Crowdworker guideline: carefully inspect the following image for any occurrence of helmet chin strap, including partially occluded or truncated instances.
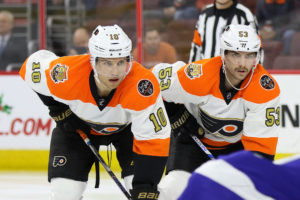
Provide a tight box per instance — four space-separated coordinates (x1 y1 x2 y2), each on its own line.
93 71 101 85
223 64 254 91
221 51 260 91
125 59 133 76
222 59 258 91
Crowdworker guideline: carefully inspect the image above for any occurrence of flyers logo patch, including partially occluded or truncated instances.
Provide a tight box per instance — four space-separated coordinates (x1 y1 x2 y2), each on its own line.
199 108 243 137
53 156 67 167
260 75 275 90
50 64 69 83
137 80 154 97
185 63 203 79
88 123 128 135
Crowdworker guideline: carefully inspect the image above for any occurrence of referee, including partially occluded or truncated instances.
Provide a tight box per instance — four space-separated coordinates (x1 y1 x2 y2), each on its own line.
189 0 258 62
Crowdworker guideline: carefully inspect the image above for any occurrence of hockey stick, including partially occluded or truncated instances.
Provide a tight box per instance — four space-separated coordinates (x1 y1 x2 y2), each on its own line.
189 134 215 160
77 130 132 200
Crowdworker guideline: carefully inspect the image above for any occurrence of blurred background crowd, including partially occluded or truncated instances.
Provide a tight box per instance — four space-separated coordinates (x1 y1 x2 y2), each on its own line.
0 0 300 71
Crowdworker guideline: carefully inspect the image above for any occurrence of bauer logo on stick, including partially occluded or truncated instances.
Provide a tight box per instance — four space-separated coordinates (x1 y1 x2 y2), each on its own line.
137 79 154 97
53 156 67 167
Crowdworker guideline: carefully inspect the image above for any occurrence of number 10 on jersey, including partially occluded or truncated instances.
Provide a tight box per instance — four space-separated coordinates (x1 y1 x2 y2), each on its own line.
149 107 168 132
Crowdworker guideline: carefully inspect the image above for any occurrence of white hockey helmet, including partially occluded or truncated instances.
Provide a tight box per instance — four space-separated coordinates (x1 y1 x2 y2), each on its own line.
220 24 261 91
88 24 132 68
220 24 261 65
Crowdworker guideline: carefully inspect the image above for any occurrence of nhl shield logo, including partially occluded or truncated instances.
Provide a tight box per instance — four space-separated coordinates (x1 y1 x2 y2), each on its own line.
50 64 69 83
184 63 203 79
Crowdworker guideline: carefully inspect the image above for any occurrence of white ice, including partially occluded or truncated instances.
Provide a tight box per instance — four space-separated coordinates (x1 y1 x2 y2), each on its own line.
0 171 126 200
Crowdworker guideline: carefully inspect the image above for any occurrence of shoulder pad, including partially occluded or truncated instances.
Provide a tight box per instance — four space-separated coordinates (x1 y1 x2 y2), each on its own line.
21 50 59 96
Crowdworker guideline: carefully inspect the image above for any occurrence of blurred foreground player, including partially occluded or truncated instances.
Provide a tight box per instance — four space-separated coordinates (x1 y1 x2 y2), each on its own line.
19 25 170 200
179 150 300 200
152 24 280 200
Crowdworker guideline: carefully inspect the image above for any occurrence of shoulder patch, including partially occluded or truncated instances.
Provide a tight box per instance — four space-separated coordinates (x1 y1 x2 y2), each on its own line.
184 63 203 79
50 64 69 83
260 74 275 90
137 79 154 97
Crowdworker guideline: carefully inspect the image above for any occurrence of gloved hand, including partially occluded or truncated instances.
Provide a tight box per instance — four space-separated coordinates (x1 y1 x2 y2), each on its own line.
130 187 159 200
49 105 90 134
169 104 205 138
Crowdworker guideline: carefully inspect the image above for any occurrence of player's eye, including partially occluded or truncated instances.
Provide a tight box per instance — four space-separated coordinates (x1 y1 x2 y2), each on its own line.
231 52 240 58
246 53 257 59
102 61 112 66
117 60 126 66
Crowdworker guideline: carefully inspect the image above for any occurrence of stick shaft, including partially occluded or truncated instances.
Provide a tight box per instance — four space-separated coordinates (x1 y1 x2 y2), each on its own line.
77 130 132 199
190 135 215 160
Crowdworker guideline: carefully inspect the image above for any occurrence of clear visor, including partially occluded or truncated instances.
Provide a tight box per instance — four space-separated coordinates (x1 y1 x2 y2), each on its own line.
94 56 132 78
222 50 260 68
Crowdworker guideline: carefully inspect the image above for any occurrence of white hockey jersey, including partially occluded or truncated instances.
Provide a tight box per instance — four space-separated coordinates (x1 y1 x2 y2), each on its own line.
20 50 170 157
152 56 280 156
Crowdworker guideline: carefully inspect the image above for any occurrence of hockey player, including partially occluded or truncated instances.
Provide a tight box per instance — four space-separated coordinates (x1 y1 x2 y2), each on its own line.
179 150 300 199
152 24 280 200
19 25 170 200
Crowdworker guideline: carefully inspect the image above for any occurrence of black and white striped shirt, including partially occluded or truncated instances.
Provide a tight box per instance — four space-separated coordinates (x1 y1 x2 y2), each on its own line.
189 1 258 62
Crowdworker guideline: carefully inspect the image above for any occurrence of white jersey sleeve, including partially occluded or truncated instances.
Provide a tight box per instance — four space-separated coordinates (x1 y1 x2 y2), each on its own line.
21 50 58 96
152 61 187 104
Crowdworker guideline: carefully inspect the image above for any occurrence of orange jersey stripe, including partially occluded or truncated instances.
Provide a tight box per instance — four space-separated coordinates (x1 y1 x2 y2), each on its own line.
107 62 161 110
242 64 280 103
177 56 223 99
90 129 114 136
45 58 160 111
45 54 97 104
242 134 278 155
133 137 170 157
177 57 280 103
192 29 202 46
201 137 232 148
19 57 29 80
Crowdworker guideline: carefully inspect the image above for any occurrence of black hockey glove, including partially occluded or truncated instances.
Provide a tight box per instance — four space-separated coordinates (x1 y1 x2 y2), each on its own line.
49 105 90 134
130 186 159 200
169 104 205 138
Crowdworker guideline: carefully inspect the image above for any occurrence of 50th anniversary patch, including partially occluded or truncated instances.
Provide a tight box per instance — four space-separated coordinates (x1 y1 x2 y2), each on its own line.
137 79 154 97
50 64 69 83
184 63 203 79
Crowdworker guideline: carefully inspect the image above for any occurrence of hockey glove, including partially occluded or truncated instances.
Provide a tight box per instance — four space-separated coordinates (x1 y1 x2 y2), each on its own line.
169 104 205 138
49 105 90 134
130 187 159 200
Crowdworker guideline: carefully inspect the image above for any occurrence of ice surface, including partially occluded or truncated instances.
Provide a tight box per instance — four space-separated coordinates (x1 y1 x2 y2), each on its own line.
0 172 126 200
